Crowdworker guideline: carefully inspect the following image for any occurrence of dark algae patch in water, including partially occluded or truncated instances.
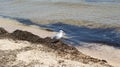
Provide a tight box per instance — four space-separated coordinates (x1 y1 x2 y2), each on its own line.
0 15 120 48
41 22 120 48
0 28 113 67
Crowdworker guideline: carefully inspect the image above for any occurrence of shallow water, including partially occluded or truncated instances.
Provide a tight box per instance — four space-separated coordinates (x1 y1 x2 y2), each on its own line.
0 0 120 48
0 15 120 48
40 22 120 48
0 0 120 24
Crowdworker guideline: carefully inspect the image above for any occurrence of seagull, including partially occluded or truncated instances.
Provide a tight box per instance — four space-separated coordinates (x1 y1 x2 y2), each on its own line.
51 30 64 40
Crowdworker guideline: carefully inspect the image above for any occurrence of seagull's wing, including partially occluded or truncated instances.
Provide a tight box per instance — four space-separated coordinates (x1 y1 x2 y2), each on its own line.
52 35 57 39
51 34 58 39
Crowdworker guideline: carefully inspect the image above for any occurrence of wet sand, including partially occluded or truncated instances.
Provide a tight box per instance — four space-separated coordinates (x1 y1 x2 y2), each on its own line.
76 43 120 67
0 17 56 38
0 39 110 67
0 17 120 67
0 1 120 67
0 27 111 67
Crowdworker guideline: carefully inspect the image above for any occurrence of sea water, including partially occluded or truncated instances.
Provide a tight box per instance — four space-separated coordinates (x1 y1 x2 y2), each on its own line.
0 0 120 47
0 0 120 24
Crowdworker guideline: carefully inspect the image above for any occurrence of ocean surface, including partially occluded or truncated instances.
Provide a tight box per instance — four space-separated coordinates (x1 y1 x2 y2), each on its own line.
0 0 120 24
0 0 120 48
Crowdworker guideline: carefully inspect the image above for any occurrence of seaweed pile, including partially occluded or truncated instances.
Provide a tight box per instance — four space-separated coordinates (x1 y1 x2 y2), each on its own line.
0 27 113 67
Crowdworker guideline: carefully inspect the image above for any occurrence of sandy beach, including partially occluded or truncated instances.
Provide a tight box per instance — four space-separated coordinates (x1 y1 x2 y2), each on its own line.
0 17 55 38
0 0 120 67
77 43 120 67
0 17 120 67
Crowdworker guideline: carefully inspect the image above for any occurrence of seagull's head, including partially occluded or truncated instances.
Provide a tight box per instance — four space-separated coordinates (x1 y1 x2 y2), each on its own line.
59 30 63 33
59 30 66 36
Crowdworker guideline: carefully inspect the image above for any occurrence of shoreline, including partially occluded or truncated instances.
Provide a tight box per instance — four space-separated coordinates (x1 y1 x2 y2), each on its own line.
0 27 112 67
0 17 120 67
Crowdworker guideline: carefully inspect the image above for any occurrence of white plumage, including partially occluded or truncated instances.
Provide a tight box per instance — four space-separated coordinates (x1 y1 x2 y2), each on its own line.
52 30 64 39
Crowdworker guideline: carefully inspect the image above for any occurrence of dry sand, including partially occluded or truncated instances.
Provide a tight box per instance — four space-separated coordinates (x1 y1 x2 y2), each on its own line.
0 39 107 67
76 43 120 67
0 17 120 67
0 39 29 50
